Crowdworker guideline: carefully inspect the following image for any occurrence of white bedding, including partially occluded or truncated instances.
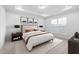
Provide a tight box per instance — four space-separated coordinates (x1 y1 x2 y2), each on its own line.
22 31 54 51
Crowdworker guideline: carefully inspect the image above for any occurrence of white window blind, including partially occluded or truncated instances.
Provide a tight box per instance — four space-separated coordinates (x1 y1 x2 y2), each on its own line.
51 19 57 25
51 17 67 26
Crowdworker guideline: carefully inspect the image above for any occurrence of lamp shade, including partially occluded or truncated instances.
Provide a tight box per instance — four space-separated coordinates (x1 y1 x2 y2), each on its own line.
14 25 20 28
39 25 43 28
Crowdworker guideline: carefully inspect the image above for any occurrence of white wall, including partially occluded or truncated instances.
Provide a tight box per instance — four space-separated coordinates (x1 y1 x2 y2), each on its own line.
0 6 6 48
44 12 79 39
6 12 45 41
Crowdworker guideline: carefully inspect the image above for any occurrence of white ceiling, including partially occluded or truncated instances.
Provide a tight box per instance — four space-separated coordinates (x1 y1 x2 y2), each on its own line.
4 5 79 19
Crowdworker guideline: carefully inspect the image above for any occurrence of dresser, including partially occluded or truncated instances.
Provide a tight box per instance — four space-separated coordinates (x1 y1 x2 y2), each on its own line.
68 36 79 54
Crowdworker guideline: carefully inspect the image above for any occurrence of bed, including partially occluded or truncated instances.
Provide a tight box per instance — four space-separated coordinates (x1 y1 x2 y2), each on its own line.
22 25 54 51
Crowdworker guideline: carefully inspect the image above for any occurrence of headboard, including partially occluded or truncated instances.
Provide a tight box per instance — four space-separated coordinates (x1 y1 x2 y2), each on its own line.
21 25 38 33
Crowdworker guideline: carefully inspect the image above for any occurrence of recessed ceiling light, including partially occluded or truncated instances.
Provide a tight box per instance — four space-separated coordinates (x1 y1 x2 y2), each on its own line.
38 5 48 9
62 5 72 11
15 6 24 11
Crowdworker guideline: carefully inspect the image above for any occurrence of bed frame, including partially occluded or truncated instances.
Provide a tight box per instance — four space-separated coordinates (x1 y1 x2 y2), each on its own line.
21 25 38 33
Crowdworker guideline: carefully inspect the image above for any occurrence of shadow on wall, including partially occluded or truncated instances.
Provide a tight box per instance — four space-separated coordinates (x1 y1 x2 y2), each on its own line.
5 25 15 42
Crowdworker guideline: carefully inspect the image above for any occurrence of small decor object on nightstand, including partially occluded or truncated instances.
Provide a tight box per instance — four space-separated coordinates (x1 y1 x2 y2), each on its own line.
74 32 79 41
74 32 79 38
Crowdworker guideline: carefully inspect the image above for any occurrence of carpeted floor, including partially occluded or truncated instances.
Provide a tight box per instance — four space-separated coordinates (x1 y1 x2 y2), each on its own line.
0 38 68 54
47 39 68 54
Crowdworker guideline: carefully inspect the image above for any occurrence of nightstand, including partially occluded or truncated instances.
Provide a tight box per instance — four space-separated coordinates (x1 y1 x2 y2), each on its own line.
68 36 79 54
12 32 22 41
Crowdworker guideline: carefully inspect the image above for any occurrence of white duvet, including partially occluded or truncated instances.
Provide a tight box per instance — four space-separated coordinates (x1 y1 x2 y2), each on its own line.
22 31 54 51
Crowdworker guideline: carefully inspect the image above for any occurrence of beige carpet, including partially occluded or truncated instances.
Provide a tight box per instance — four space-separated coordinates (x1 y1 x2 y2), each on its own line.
0 38 67 54
47 39 68 54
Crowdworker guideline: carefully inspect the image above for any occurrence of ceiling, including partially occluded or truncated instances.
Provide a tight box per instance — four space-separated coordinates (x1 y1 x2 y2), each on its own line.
4 5 79 19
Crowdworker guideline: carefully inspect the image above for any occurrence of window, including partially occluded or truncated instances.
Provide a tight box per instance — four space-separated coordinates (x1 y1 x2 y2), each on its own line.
51 19 57 25
51 17 67 26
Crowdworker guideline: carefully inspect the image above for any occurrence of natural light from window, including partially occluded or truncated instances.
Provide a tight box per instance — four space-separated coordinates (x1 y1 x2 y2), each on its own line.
51 17 67 26
51 19 57 25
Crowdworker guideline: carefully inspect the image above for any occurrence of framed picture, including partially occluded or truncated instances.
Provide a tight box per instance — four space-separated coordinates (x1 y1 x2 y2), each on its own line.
28 18 33 24
34 19 38 24
20 17 27 25
20 16 38 25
